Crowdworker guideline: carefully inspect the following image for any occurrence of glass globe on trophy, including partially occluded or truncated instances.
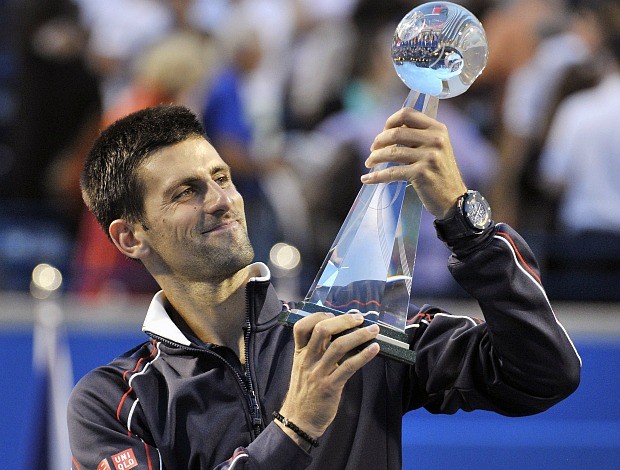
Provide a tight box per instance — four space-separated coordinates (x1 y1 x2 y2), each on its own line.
279 2 488 364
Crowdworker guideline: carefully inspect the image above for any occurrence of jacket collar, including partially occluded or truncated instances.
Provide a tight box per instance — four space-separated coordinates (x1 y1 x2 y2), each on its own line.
142 262 272 345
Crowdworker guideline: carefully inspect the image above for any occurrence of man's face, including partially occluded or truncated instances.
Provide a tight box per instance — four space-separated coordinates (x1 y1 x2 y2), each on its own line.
136 137 254 282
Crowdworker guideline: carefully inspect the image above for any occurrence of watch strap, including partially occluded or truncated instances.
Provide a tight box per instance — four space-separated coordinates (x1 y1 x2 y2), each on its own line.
434 208 474 241
434 191 491 242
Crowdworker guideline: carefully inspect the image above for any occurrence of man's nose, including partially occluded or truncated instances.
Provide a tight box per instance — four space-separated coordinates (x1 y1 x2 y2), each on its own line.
203 180 234 213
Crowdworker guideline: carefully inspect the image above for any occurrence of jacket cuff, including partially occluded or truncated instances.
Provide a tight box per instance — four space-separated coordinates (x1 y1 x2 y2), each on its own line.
246 422 313 469
435 223 497 259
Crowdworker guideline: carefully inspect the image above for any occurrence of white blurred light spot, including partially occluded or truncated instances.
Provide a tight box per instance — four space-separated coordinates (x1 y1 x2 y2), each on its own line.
32 263 63 292
269 243 301 271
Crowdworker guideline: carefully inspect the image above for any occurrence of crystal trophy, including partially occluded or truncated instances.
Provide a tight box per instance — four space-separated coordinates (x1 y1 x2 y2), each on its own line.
279 2 488 364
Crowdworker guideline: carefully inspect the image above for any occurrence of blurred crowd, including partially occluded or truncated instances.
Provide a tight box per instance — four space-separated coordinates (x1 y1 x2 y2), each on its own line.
0 0 618 302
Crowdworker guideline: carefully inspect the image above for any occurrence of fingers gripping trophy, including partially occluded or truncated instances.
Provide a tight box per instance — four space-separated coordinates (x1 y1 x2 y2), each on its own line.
280 2 489 364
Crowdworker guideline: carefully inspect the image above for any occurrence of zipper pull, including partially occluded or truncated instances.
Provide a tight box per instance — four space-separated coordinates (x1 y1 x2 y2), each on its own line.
248 391 262 436
249 391 262 426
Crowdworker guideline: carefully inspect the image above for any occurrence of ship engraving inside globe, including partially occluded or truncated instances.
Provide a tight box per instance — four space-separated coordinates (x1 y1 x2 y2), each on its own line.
391 2 488 98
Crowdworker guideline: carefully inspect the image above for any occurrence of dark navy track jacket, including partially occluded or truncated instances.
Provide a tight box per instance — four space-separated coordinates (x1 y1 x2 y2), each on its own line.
67 224 581 469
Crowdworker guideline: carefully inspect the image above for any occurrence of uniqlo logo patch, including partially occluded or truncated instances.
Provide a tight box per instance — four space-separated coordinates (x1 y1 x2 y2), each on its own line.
111 449 138 470
97 459 112 470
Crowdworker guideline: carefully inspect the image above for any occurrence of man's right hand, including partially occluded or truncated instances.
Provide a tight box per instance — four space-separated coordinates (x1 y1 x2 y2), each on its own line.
276 312 380 447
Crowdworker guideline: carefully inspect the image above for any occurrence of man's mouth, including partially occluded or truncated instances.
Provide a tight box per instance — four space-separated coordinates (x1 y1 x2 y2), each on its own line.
201 219 240 234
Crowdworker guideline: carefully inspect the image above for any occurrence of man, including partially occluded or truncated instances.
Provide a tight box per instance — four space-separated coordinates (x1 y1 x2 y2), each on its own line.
538 1 620 234
68 104 581 469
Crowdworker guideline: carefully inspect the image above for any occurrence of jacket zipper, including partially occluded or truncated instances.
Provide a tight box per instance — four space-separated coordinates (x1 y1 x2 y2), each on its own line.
147 332 263 440
244 283 263 437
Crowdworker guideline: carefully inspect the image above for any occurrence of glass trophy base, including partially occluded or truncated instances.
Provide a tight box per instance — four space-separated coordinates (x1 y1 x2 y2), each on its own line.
278 302 416 365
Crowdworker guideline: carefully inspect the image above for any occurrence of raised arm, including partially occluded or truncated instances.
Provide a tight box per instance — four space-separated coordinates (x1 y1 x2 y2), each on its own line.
362 106 580 415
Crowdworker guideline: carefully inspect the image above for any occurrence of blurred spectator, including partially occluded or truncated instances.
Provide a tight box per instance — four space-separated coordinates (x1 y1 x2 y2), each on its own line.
74 0 175 108
470 0 564 140
4 0 101 235
282 0 360 130
71 31 217 299
479 0 560 87
492 0 603 229
538 1 620 234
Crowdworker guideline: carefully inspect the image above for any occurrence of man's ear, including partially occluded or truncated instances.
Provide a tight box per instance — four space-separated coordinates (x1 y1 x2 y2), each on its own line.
109 219 150 260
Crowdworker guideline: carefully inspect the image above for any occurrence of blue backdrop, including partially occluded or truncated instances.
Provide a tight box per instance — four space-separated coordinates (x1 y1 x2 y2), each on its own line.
2 330 618 469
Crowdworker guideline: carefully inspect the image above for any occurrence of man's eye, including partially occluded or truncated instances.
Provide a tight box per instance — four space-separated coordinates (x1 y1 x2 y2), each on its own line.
175 187 195 199
215 175 231 186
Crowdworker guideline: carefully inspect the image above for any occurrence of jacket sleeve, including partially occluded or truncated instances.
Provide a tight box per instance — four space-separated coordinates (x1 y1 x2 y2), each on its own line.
212 423 313 470
68 368 163 470
405 223 581 416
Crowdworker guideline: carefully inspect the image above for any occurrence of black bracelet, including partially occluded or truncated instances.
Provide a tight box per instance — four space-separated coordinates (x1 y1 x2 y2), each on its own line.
272 411 319 448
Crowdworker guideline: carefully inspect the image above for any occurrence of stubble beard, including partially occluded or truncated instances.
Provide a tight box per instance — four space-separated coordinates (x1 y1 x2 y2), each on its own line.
204 231 255 282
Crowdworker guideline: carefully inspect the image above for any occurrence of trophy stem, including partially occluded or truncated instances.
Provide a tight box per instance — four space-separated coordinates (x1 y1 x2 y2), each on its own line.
402 89 439 118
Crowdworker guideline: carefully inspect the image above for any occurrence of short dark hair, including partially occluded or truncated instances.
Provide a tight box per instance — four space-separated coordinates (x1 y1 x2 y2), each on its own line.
81 105 205 237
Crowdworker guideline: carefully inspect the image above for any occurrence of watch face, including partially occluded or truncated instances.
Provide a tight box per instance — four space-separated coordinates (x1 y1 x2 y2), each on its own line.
463 191 492 230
